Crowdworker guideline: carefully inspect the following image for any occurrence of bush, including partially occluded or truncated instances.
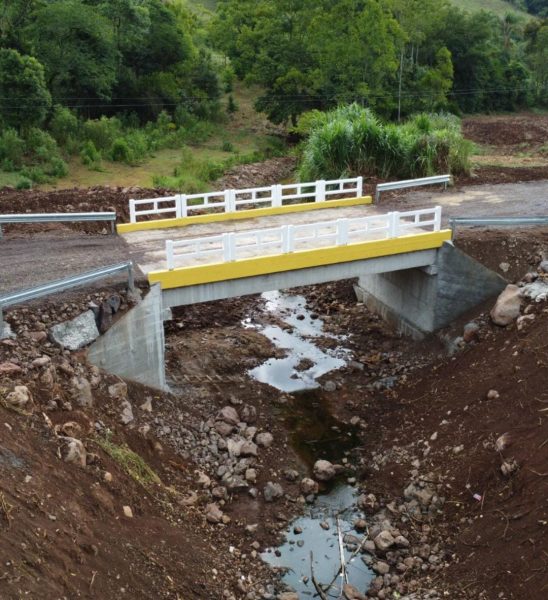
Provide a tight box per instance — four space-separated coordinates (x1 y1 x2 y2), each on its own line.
15 177 33 190
298 104 471 181
45 157 69 178
80 140 102 169
227 95 238 114
24 128 61 164
221 140 235 152
50 106 79 146
82 116 122 152
110 138 133 163
20 166 50 184
0 128 25 168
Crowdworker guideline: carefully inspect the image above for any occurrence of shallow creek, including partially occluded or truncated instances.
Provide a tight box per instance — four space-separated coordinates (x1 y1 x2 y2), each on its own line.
246 291 373 597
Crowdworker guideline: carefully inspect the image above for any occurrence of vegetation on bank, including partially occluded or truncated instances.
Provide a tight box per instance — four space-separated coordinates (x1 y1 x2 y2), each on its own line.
212 0 548 124
297 106 472 181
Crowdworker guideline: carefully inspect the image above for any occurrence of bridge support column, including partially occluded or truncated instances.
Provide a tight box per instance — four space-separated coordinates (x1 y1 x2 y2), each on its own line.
355 241 507 339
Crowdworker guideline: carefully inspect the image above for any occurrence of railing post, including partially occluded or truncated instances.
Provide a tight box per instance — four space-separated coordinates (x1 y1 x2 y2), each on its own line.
175 195 182 219
388 212 400 238
180 195 188 218
336 219 349 245
434 205 442 231
316 180 326 202
374 187 380 204
166 240 175 270
222 232 236 261
282 225 295 253
129 199 136 223
225 190 235 213
272 184 282 208
356 176 363 198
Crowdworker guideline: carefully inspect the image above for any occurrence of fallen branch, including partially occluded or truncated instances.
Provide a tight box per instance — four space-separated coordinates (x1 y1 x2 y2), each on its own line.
310 552 329 600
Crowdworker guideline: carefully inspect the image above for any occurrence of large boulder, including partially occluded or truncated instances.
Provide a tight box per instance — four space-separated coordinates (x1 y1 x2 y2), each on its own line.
49 310 100 350
490 284 522 326
313 459 336 482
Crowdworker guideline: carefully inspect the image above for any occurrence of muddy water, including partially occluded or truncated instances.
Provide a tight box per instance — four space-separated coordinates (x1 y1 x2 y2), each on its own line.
248 291 373 597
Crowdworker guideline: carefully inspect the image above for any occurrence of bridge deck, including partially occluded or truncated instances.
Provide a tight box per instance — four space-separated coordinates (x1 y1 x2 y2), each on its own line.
122 204 384 275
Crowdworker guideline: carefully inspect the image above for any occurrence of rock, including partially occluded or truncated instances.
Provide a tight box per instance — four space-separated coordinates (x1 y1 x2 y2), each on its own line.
6 385 32 409
501 459 518 476
120 400 134 425
486 389 500 400
245 468 257 483
354 518 367 532
215 421 234 436
342 583 366 600
61 437 87 466
373 561 390 575
284 469 300 482
256 432 274 448
499 262 510 273
240 404 257 424
278 594 299 600
263 482 284 502
463 322 480 343
300 478 319 495
31 355 50 368
97 301 113 334
313 459 336 482
49 310 100 350
517 314 535 331
108 382 128 400
123 505 133 518
490 284 522 326
374 530 395 552
324 380 337 392
205 503 223 524
72 376 93 407
197 471 211 488
217 406 240 426
240 441 258 457
140 397 153 412
29 331 48 343
394 535 410 548
104 471 113 482
521 279 548 302
538 260 548 274
107 294 122 314
0 361 22 375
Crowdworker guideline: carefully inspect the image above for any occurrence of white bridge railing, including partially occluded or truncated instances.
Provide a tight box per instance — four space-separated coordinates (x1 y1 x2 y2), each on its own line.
129 177 364 223
165 206 442 270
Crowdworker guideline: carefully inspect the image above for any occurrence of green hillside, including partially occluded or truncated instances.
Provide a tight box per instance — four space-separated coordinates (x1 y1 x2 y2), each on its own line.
450 0 531 17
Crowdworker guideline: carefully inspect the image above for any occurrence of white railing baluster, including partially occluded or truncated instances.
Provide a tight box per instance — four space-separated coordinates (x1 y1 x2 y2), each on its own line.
388 212 400 238
166 240 175 270
434 205 442 231
337 219 349 245
356 176 363 198
129 199 136 223
316 180 326 202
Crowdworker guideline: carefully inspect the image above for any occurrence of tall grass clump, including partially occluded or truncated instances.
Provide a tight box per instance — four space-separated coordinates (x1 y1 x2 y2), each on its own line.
298 104 472 181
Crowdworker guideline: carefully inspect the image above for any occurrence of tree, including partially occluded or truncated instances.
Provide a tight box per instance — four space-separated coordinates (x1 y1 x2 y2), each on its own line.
31 1 117 103
0 48 51 129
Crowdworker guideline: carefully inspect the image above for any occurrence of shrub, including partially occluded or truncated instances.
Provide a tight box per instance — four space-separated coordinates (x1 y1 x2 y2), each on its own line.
45 157 69 178
15 177 33 190
0 128 25 168
20 166 50 184
50 106 79 146
82 116 122 152
80 140 102 169
110 138 133 163
221 140 235 152
227 95 238 114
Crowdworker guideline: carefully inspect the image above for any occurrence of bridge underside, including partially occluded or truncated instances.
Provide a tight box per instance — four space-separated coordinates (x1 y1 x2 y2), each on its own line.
161 249 438 308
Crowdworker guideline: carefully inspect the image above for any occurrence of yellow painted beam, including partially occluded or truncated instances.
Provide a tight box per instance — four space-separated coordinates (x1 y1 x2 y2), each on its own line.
117 196 373 234
149 230 452 290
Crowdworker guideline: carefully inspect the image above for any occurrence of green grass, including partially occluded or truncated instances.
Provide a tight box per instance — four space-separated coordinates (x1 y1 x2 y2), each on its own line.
450 0 531 18
96 436 161 487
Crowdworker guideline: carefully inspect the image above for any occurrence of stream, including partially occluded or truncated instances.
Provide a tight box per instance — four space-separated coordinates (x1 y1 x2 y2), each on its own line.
246 290 374 597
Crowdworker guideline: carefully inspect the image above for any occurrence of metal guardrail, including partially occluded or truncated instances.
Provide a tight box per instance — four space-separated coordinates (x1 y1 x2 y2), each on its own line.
0 261 134 332
449 216 548 237
375 175 451 202
0 212 117 238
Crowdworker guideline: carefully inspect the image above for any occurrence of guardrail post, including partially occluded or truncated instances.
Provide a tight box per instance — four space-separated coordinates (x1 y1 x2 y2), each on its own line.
0 224 3 239
127 262 135 291
316 180 326 202
434 205 442 231
0 306 4 336
272 184 282 208
166 240 175 270
356 176 363 198
388 212 400 238
374 187 380 203
129 199 137 223
336 219 349 245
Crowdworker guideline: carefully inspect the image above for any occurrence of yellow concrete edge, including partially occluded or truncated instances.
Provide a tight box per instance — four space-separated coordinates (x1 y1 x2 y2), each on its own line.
117 195 373 234
148 230 452 290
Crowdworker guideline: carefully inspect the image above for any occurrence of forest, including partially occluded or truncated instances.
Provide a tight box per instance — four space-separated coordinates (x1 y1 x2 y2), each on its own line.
0 0 546 186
